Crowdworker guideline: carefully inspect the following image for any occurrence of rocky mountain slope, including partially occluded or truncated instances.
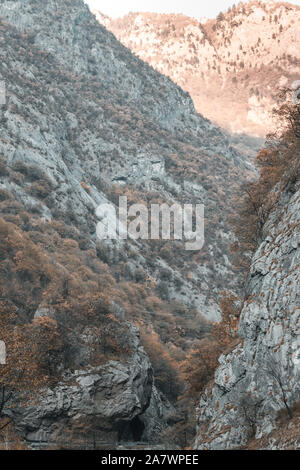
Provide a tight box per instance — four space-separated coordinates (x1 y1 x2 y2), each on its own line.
194 174 300 449
0 0 252 324
0 0 252 448
94 0 300 137
14 323 154 447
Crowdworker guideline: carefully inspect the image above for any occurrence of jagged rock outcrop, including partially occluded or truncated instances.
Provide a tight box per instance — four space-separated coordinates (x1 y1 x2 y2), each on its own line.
10 323 155 447
194 183 300 449
139 385 175 443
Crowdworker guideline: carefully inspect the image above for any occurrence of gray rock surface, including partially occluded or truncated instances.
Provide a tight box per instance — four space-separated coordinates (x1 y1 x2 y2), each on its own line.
140 385 175 443
194 184 300 449
12 323 155 447
0 0 257 449
0 0 249 322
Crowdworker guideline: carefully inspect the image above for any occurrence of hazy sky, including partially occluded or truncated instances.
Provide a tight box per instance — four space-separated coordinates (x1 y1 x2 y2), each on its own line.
85 0 300 19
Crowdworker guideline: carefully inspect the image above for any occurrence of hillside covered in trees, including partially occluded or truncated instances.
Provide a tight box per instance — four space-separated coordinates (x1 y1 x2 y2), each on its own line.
95 0 300 140
0 0 253 448
0 0 298 451
194 90 300 450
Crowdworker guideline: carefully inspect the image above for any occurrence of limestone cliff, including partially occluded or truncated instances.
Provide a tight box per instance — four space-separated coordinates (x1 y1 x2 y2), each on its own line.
10 323 154 448
0 0 249 448
194 182 300 449
0 0 250 327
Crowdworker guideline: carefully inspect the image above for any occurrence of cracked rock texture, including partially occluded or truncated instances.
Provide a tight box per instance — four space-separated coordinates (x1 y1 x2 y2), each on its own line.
11 323 154 447
194 184 300 449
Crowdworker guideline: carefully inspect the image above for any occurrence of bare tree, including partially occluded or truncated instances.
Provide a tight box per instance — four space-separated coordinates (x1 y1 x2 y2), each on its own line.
261 352 293 419
230 390 264 438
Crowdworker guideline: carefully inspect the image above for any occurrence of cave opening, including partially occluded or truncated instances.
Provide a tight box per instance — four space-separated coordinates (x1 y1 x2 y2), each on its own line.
118 416 145 443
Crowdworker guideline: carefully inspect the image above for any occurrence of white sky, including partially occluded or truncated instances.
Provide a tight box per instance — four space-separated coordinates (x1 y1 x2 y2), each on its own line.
85 0 300 19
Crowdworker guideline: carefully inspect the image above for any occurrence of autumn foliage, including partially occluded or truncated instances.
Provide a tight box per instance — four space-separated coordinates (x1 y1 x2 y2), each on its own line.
231 90 300 269
181 291 241 401
0 301 62 435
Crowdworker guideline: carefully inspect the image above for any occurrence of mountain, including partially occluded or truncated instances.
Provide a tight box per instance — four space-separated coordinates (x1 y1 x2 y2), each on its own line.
195 182 300 449
94 0 300 138
0 0 299 452
0 0 251 448
194 101 300 449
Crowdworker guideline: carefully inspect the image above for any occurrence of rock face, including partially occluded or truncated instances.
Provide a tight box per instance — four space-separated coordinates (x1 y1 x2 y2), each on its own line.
96 1 300 137
139 385 175 444
11 323 155 447
194 184 300 449
0 0 251 327
0 0 229 447
0 0 253 448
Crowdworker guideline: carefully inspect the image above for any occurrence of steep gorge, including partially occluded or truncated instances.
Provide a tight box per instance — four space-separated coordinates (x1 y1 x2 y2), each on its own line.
0 0 298 451
194 101 300 449
0 0 250 448
195 179 300 449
